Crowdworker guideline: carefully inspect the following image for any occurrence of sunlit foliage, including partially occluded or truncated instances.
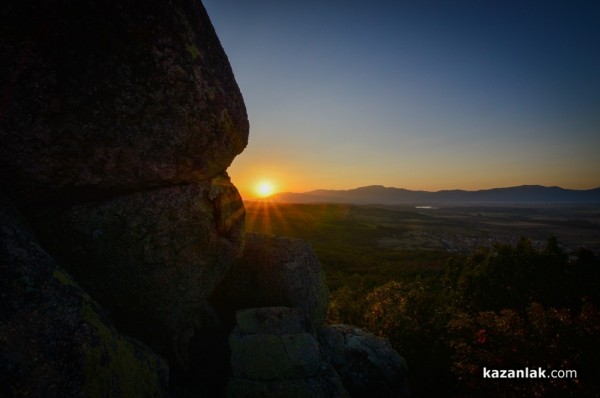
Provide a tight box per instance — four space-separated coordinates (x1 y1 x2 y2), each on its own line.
328 238 600 397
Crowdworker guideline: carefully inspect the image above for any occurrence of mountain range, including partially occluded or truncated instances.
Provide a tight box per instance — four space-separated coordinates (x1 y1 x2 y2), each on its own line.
268 185 600 205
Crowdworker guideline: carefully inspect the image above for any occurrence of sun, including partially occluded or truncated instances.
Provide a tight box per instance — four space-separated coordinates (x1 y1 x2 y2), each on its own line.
255 180 275 198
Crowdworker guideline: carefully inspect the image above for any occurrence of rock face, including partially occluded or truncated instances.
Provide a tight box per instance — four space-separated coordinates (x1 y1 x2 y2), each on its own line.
32 175 245 364
211 233 329 328
226 308 409 398
227 307 349 398
1 0 247 394
0 0 248 203
0 199 169 397
318 325 410 398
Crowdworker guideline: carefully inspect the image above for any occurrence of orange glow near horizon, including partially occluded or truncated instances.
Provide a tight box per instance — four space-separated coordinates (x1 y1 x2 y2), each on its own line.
228 161 600 201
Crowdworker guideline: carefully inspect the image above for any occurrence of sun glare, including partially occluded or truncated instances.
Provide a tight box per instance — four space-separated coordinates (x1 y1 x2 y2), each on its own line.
255 181 275 198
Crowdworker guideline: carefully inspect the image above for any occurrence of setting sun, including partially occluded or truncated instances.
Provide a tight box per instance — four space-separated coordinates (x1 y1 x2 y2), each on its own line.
255 180 275 198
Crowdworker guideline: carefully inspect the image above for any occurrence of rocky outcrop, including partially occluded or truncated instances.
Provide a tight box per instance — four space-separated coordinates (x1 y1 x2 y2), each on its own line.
0 199 169 397
227 307 348 398
211 233 329 328
225 307 409 398
32 175 244 366
0 0 248 204
319 325 410 398
1 0 408 396
1 0 248 394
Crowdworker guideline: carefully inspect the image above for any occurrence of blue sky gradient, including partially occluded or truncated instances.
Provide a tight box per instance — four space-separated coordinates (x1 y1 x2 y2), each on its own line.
202 0 600 197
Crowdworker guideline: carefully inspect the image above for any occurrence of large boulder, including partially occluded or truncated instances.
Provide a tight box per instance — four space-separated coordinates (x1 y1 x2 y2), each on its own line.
0 199 169 397
31 174 245 366
0 0 248 203
1 1 250 394
211 233 329 328
227 307 348 398
318 324 410 398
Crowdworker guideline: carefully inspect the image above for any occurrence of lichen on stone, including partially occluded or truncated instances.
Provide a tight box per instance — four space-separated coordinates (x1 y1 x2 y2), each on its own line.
81 298 168 398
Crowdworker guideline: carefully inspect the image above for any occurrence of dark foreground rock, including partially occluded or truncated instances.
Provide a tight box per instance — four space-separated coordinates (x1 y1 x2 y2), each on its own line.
0 199 169 397
211 233 329 328
319 324 410 398
31 175 245 369
0 0 248 203
227 307 349 398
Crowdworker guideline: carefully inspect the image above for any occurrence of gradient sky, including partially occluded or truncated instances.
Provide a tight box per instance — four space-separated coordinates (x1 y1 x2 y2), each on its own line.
202 0 600 199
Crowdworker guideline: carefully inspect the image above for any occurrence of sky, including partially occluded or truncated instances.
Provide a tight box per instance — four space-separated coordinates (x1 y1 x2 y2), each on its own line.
202 0 600 199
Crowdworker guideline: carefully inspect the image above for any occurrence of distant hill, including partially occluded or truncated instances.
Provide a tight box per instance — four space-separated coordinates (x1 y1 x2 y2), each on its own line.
269 185 600 205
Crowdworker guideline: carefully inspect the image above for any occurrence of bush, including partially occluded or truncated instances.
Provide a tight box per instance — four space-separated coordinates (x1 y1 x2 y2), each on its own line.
328 238 600 397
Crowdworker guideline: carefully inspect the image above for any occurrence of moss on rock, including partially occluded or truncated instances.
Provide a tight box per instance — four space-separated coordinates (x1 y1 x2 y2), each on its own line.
82 298 168 398
0 200 169 397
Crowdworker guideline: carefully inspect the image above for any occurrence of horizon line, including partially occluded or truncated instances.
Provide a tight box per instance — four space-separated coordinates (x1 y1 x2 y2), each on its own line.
268 183 600 196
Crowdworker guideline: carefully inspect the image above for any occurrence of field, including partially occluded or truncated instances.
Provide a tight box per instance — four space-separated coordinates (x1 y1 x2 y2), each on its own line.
244 201 600 289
